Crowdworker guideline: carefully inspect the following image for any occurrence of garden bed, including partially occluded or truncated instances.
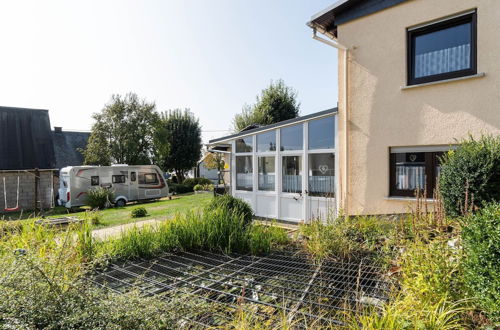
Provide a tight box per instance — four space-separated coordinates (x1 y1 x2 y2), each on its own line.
93 249 392 327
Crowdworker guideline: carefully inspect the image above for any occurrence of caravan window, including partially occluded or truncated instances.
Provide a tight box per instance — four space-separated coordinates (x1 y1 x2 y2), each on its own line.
112 175 126 184
130 172 136 182
91 176 99 186
139 173 158 185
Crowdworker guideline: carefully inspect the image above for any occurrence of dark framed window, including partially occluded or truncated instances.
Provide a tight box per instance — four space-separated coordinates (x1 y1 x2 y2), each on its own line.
112 175 126 184
130 172 136 182
390 150 444 198
91 176 99 186
407 11 476 85
139 173 159 185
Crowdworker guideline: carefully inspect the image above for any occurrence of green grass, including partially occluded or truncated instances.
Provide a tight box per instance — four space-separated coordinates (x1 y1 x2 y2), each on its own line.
1 193 212 229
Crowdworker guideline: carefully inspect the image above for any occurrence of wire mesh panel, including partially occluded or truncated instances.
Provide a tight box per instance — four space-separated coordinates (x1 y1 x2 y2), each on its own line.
93 249 392 328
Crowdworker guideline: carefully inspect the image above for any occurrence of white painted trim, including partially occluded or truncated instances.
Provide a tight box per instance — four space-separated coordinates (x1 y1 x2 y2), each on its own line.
391 145 457 153
276 129 281 219
401 73 485 90
334 115 340 215
212 113 336 145
307 148 335 154
302 121 308 222
385 196 438 203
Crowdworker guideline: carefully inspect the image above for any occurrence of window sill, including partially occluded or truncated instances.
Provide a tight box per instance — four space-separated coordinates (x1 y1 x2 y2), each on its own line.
385 196 437 202
401 72 485 90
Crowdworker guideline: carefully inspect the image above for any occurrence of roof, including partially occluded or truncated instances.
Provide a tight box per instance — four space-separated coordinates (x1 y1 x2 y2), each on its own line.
52 130 90 169
209 108 337 145
308 0 409 38
0 106 56 170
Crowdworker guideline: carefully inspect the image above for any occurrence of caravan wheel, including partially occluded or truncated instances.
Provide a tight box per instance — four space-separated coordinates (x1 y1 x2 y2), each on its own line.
115 199 126 207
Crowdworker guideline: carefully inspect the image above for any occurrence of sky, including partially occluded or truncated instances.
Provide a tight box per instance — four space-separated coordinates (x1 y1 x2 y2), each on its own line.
0 1 338 143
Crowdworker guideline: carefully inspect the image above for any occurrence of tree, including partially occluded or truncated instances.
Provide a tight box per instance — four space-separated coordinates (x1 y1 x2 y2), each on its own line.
154 109 202 182
233 79 300 132
82 93 158 165
204 152 225 184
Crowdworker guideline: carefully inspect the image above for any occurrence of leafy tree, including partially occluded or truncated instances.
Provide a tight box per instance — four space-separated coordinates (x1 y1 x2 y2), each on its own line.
82 93 158 165
233 79 300 132
154 109 202 182
204 152 226 185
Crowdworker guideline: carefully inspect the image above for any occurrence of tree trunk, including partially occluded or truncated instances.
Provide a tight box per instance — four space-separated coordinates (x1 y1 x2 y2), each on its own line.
176 170 185 183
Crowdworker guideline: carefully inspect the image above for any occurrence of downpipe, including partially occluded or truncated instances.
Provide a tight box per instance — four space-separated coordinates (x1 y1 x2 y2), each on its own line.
312 29 349 215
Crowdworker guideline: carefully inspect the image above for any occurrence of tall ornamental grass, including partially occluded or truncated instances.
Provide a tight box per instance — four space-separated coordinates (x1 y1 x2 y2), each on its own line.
103 206 288 260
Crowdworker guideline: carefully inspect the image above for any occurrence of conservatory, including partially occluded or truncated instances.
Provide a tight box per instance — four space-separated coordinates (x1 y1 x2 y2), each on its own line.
208 108 337 223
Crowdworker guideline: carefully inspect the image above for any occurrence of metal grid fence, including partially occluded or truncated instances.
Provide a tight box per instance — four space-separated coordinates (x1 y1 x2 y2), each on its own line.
92 249 392 328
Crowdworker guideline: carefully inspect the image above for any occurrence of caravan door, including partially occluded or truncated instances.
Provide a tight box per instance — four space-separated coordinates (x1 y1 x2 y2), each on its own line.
129 170 139 201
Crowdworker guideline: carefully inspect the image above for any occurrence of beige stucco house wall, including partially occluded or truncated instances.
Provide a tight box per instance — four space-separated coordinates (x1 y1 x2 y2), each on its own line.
332 0 500 215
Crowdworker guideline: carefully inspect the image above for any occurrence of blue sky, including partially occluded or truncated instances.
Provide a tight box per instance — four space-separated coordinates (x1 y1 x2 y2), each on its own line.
0 1 338 143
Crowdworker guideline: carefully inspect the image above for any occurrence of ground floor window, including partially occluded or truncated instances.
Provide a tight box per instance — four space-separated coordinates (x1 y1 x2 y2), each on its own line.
236 156 253 191
308 153 335 197
282 156 302 193
258 156 275 191
390 150 444 198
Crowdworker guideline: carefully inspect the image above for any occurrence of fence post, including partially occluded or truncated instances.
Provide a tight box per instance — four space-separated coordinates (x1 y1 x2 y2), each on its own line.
34 168 39 213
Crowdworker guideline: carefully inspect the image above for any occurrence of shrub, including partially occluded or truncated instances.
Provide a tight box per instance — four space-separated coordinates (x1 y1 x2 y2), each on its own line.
182 177 212 190
168 183 191 195
439 135 500 216
131 207 148 218
193 184 203 191
461 203 500 322
203 183 214 191
85 187 114 209
205 195 253 226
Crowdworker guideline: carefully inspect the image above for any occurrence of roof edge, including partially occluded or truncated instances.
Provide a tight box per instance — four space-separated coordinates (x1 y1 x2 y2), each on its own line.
0 106 49 112
209 108 337 145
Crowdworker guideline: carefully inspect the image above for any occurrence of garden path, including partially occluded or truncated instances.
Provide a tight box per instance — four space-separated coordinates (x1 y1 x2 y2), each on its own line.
92 218 162 241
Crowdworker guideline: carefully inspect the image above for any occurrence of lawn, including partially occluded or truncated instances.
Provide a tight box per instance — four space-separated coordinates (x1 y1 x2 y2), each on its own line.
1 193 213 228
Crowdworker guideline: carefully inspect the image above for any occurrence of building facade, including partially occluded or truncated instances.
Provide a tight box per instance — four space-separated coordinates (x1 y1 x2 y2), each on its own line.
309 0 500 215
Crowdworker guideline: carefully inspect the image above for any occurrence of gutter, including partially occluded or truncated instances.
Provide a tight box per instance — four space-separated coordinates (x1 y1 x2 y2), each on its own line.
311 28 349 215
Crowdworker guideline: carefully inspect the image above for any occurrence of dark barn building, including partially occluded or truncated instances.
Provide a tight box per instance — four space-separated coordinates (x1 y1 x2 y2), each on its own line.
0 106 56 170
0 106 89 213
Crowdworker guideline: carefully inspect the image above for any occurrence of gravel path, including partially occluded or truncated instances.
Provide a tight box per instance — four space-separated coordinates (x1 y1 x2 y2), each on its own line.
92 219 161 241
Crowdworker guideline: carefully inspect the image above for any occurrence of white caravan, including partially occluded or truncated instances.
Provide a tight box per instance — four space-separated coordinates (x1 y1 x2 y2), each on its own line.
58 165 169 208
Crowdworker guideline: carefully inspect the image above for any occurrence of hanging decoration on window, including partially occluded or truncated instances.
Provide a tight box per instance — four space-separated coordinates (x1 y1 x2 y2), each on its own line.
319 165 329 174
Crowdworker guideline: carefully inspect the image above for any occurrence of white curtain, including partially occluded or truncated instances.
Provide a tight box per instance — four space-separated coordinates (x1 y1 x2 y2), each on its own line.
415 44 470 78
236 173 252 190
396 165 425 190
308 176 335 194
258 174 275 190
283 175 301 193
